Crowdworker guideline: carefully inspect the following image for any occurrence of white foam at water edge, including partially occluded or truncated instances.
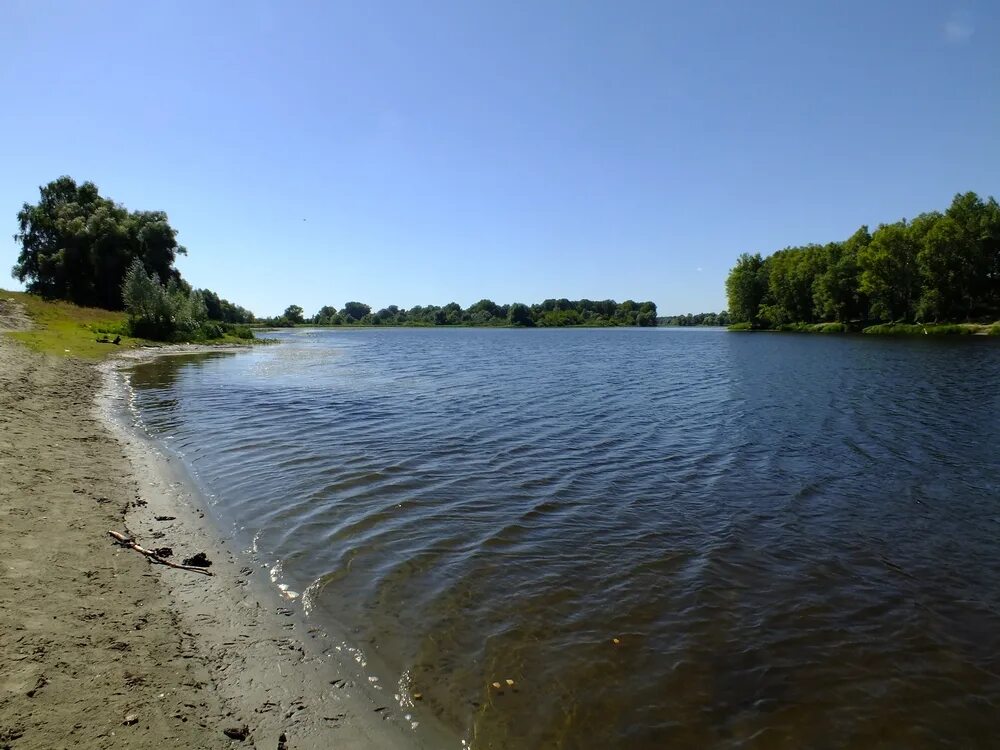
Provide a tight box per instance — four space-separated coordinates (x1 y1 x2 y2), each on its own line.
269 561 299 599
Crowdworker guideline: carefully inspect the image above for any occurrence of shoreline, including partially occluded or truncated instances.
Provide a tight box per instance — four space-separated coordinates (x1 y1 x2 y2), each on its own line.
0 336 231 748
0 326 457 749
728 321 1000 335
97 346 461 749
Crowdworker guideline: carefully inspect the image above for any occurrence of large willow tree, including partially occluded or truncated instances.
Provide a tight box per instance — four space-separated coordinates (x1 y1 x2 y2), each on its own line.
12 176 186 310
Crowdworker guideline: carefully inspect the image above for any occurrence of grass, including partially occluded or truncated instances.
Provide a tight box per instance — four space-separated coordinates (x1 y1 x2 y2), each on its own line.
727 318 999 336
1 290 258 359
861 322 981 336
1 290 144 359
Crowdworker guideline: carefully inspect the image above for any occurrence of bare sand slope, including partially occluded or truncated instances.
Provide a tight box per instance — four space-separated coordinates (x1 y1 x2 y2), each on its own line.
0 337 231 748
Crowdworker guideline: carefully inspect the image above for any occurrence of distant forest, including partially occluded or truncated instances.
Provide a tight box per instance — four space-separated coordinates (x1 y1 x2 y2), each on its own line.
658 311 731 327
726 191 1000 328
264 298 658 327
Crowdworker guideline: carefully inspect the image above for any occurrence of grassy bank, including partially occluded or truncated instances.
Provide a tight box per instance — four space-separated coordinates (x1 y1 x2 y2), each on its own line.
728 320 1000 336
1 290 256 359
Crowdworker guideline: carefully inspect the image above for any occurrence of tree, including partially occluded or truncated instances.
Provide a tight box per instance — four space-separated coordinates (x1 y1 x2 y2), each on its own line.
341 301 371 321
636 302 658 326
507 303 533 326
468 299 501 318
442 301 463 325
12 176 186 310
859 221 920 321
813 227 870 323
725 252 769 325
283 305 305 324
917 193 1000 320
199 289 254 323
122 258 207 340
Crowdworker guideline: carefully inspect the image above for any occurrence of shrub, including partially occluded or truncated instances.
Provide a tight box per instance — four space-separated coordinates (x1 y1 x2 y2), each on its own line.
816 322 848 333
122 258 250 342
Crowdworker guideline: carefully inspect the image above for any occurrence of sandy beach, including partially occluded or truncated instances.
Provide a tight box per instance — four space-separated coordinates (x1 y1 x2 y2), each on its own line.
0 305 453 749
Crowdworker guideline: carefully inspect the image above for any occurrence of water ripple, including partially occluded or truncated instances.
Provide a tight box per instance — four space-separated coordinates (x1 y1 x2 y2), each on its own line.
128 329 1000 749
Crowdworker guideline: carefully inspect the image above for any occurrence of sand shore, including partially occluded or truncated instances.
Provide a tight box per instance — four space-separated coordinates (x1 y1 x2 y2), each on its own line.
0 319 454 748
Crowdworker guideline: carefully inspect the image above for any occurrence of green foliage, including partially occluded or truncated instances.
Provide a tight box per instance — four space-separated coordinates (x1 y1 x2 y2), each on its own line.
725 253 769 326
283 304 305 324
199 289 254 323
341 301 371 321
813 228 869 323
288 298 656 327
816 322 848 333
9 176 257 334
859 221 920 321
728 321 752 331
12 177 187 310
725 191 1000 328
658 311 731 326
121 259 252 342
862 323 975 336
507 303 533 327
2 289 141 358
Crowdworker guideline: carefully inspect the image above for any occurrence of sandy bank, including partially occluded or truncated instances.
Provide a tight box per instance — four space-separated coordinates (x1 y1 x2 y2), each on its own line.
0 336 231 748
1 326 455 747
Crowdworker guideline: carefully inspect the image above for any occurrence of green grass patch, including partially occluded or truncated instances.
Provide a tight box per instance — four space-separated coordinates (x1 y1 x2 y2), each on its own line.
862 323 977 336
727 321 753 331
2 290 145 359
815 322 848 333
1 290 258 359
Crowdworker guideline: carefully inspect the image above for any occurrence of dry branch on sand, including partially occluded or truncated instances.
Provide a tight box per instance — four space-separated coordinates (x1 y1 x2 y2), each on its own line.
108 530 214 576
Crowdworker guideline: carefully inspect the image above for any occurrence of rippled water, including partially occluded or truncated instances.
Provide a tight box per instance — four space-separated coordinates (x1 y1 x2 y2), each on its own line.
128 328 1000 748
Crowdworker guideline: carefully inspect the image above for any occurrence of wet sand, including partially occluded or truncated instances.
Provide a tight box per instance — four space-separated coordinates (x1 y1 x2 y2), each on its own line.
0 308 453 748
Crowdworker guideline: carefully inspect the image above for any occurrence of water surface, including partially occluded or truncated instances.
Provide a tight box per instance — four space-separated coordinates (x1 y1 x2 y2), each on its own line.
128 328 1000 748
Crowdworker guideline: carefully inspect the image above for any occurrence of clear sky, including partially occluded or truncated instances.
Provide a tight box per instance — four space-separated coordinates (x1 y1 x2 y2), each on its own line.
1 1 998 317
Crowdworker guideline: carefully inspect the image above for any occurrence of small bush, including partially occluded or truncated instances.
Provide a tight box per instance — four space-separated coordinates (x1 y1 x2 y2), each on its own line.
229 325 255 340
200 322 225 340
728 321 752 331
816 322 848 333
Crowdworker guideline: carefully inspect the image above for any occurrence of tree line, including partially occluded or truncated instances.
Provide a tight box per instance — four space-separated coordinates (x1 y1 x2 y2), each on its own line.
11 177 254 340
725 191 1000 328
262 298 658 328
658 311 731 327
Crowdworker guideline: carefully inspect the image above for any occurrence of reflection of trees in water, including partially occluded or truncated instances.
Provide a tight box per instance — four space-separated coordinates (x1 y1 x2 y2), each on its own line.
129 352 237 432
129 352 235 390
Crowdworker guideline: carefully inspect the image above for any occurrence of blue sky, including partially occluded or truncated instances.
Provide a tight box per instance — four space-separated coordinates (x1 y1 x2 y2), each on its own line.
1 1 997 317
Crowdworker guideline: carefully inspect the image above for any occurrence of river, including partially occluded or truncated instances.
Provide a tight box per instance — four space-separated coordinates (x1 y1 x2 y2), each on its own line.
127 328 1000 748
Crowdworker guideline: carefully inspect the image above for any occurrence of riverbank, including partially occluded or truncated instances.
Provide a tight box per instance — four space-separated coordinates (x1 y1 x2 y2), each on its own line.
728 321 1000 335
0 308 455 748
0 332 232 748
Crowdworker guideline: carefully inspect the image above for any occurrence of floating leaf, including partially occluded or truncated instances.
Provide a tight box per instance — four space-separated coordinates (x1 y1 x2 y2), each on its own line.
505 679 515 687
612 637 621 645
491 682 502 689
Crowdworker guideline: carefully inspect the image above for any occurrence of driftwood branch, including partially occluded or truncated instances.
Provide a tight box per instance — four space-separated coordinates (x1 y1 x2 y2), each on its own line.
108 530 214 576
